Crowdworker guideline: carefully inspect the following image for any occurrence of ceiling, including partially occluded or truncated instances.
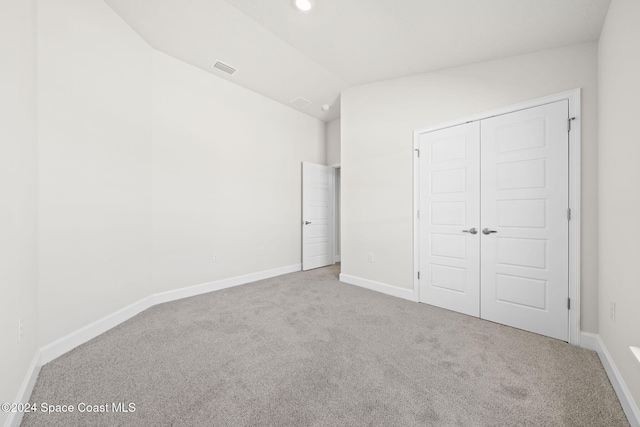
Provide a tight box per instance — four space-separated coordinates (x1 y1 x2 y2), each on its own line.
104 0 611 122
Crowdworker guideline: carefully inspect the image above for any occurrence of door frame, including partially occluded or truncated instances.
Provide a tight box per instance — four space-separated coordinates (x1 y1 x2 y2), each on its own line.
333 165 341 263
413 89 581 345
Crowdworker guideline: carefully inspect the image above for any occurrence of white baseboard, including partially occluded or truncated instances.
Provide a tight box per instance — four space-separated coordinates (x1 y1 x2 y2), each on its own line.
152 264 301 305
5 351 41 427
580 331 598 351
339 273 417 302
595 335 640 427
39 296 155 365
40 263 301 365
334 255 341 263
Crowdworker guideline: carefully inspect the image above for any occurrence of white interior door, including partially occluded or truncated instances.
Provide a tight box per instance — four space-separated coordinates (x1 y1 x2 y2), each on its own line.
480 101 569 341
419 122 481 316
302 162 334 271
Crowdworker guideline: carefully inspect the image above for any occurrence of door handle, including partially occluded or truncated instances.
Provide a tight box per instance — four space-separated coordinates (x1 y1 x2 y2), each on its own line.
462 228 478 235
304 221 312 225
482 228 498 235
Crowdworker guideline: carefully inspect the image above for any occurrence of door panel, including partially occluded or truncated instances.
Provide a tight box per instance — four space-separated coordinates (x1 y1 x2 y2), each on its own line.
480 101 569 341
302 162 334 271
419 122 480 316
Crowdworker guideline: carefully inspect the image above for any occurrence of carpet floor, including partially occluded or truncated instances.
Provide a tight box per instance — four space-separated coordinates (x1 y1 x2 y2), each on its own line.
22 265 629 426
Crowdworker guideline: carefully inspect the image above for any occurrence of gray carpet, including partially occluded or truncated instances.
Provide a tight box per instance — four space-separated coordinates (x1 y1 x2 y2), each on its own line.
23 265 628 426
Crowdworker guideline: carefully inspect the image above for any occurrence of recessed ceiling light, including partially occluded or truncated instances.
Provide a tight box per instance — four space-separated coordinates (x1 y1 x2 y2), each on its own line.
321 105 330 111
294 0 313 12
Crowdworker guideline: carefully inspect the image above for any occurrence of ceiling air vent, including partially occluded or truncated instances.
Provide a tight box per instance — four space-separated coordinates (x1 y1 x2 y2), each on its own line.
211 61 236 76
290 97 311 109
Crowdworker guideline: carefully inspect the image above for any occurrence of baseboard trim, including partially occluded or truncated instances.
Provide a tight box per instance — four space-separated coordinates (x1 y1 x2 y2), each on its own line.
339 273 417 302
334 255 341 263
39 296 155 365
40 264 301 365
5 351 42 427
595 335 640 427
151 264 301 305
580 331 598 351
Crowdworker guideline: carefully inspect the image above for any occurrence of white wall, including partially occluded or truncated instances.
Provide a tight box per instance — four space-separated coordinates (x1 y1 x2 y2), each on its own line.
37 0 154 346
598 0 640 411
35 0 327 347
326 118 341 258
341 42 599 333
327 118 341 166
151 52 326 290
11 18 322 354
0 0 38 424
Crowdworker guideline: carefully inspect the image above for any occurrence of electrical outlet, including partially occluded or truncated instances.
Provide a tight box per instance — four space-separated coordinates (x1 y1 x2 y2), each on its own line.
258 247 264 256
610 302 616 323
213 253 218 262
368 252 374 263
18 318 23 344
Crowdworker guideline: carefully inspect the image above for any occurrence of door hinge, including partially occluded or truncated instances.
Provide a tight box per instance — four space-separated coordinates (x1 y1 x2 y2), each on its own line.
567 208 572 221
568 117 576 132
417 271 420 280
417 210 420 219
414 148 420 157
568 297 571 310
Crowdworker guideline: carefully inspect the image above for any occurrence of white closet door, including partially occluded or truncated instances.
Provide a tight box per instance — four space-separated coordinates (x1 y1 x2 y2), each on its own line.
419 122 480 316
480 101 569 341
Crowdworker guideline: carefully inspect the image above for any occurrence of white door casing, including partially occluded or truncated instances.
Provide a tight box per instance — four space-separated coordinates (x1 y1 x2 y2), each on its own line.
480 101 569 341
302 162 334 271
416 98 572 342
419 122 481 317
334 167 341 263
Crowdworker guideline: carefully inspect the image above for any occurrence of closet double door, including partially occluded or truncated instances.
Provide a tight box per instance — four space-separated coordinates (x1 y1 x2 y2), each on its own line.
419 101 569 341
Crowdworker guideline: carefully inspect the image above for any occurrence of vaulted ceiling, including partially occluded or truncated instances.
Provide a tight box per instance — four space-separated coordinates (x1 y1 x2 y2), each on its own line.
104 0 611 121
